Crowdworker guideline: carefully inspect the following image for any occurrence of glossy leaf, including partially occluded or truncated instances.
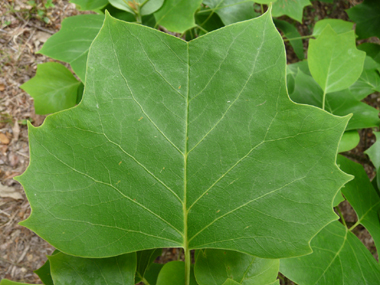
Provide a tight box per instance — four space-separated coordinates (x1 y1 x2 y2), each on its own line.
337 155 380 251
49 252 136 284
308 25 365 93
154 0 202 33
365 132 380 170
281 221 380 284
20 62 81 115
70 0 108 10
272 0 311 22
38 14 104 81
194 249 279 285
274 19 304 60
312 19 353 36
156 261 198 285
347 0 380 40
202 0 258 26
289 70 380 130
338 130 360 153
17 12 350 260
109 0 164 15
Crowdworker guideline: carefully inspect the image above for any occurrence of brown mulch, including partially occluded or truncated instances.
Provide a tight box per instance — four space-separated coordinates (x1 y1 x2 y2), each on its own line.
0 0 378 284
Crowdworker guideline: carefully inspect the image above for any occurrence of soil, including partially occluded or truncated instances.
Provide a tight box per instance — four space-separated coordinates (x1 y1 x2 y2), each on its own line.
0 0 378 284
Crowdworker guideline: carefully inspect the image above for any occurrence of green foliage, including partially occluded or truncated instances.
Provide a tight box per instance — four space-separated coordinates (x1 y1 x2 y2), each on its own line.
194 249 279 285
38 14 105 81
20 62 82 114
347 0 380 40
15 0 380 284
272 0 311 22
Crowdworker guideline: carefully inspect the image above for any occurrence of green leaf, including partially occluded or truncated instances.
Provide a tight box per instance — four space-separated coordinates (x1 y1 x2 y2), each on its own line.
358 43 380 66
280 221 380 284
194 249 279 285
202 0 258 26
18 11 350 259
312 19 354 36
38 14 104 81
337 155 380 251
156 261 198 285
274 19 304 60
136 249 162 283
365 132 380 170
100 3 137 22
347 0 380 40
272 0 311 22
288 70 380 130
349 68 380 99
20 62 81 115
109 0 164 15
70 0 108 10
0 280 32 285
154 0 202 33
144 263 164 285
338 130 360 153
49 252 136 284
34 249 60 285
308 25 366 93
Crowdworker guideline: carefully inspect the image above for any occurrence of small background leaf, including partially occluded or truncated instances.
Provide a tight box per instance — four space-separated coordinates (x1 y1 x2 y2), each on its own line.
312 19 353 36
272 0 311 22
70 0 108 10
49 252 137 284
194 249 279 285
347 0 380 40
274 19 304 60
109 0 164 15
20 62 81 114
156 261 198 285
338 130 360 153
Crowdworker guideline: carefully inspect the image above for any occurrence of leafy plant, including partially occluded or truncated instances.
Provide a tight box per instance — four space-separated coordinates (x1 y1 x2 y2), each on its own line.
10 0 380 284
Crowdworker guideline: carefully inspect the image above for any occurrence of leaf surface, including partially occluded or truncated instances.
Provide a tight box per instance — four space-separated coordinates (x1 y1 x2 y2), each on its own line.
70 0 108 10
202 0 258 26
272 0 311 22
194 249 279 285
154 0 202 33
156 261 198 285
365 132 380 170
358 43 380 66
338 130 359 153
18 12 350 259
337 155 380 251
49 252 136 284
135 249 162 283
280 221 380 285
0 281 31 285
38 14 104 81
308 25 365 93
312 19 353 36
347 0 380 40
20 62 81 114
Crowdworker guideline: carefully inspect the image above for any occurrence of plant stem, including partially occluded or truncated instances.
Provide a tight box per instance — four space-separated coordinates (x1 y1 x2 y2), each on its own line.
140 0 150 9
185 247 191 285
283 35 315 42
261 4 264 14
196 24 208 34
322 89 326 110
336 206 347 227
349 220 360 232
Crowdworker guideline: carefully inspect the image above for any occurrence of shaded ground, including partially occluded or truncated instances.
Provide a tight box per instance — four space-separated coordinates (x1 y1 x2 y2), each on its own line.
0 0 378 284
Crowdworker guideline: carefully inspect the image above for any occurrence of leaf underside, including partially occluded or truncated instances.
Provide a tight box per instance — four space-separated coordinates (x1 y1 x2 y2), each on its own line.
18 12 350 259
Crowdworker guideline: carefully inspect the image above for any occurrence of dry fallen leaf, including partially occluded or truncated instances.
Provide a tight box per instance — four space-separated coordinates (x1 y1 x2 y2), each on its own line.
0 133 10 145
0 84 5 91
0 183 23 200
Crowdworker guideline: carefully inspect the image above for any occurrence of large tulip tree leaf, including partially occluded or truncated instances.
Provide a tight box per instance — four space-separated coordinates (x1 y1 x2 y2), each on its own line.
154 0 203 33
347 0 380 40
49 252 136 284
38 14 104 81
337 155 380 251
272 0 311 22
17 12 350 259
280 221 380 285
194 249 279 285
308 25 366 94
202 0 258 26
